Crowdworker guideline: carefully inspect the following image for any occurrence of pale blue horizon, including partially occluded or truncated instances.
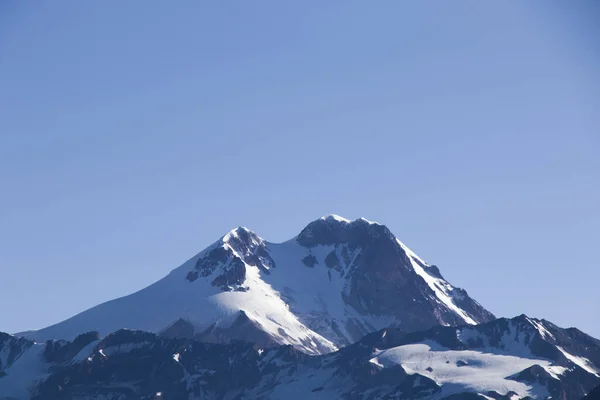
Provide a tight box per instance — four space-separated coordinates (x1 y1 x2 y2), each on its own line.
0 1 598 338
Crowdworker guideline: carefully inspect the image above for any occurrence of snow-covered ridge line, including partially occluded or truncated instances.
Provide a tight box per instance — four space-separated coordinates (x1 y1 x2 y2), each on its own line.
320 214 351 223
396 239 477 325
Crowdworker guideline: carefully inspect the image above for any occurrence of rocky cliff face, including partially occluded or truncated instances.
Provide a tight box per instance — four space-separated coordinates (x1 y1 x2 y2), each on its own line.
296 216 494 338
584 384 600 400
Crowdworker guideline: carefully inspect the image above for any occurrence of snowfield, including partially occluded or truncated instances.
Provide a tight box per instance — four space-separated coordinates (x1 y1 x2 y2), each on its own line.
373 341 554 399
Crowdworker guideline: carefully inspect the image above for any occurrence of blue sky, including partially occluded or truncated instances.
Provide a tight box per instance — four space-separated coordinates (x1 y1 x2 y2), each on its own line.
0 1 598 338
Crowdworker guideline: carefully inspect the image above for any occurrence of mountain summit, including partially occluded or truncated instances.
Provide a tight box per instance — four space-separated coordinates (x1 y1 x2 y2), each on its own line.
22 215 494 354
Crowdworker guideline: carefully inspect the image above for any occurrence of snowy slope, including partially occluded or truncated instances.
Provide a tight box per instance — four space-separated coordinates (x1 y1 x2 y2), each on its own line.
373 342 550 398
0 343 48 400
21 231 336 355
21 215 494 354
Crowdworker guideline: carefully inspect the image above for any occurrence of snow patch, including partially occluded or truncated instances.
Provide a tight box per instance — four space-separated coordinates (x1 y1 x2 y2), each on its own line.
320 214 351 223
544 365 568 380
368 357 384 368
358 217 378 224
526 318 555 340
556 346 599 377
375 341 555 399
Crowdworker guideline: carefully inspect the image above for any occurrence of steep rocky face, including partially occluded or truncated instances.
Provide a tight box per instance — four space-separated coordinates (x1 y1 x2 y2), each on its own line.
8 316 598 400
42 331 100 364
186 227 276 291
21 215 494 355
292 216 495 342
584 384 600 399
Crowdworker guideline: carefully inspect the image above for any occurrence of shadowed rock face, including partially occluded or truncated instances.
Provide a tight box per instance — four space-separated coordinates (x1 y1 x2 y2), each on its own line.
186 227 276 291
585 384 600 400
194 311 282 349
297 217 396 249
298 217 495 336
43 331 100 363
159 318 196 339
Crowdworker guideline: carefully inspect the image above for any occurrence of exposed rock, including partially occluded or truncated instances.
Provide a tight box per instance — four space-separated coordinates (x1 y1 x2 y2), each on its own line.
160 318 195 339
43 331 100 363
301 254 317 267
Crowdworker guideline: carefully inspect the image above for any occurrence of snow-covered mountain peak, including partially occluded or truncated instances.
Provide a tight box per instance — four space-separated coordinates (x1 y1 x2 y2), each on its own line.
297 215 394 248
186 225 275 291
6 216 599 399
22 214 495 355
320 214 352 223
221 226 262 245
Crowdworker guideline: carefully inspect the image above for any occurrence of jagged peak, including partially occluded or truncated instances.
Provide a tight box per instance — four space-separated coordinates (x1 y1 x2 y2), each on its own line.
222 226 261 244
298 215 393 247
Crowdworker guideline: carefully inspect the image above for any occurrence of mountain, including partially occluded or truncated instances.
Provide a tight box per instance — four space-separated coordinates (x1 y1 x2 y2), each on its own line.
2 316 598 400
21 215 494 354
584 385 600 400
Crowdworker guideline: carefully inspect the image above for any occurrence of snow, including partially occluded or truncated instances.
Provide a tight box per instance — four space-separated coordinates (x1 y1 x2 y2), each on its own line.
208 261 337 354
497 321 539 357
0 343 48 399
358 217 378 224
20 216 479 355
20 234 335 355
544 365 568 380
526 317 555 340
457 327 489 347
368 357 384 368
556 346 599 377
0 342 12 369
320 214 351 223
19 218 479 355
72 339 100 362
374 341 554 399
397 239 477 325
266 240 394 345
396 238 428 266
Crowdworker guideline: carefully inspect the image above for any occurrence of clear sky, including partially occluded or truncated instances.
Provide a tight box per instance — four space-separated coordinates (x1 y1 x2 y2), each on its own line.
1 1 598 338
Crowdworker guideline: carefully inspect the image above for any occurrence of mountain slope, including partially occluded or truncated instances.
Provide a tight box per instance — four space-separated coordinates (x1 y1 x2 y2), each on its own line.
584 385 600 400
21 215 494 354
3 316 598 400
